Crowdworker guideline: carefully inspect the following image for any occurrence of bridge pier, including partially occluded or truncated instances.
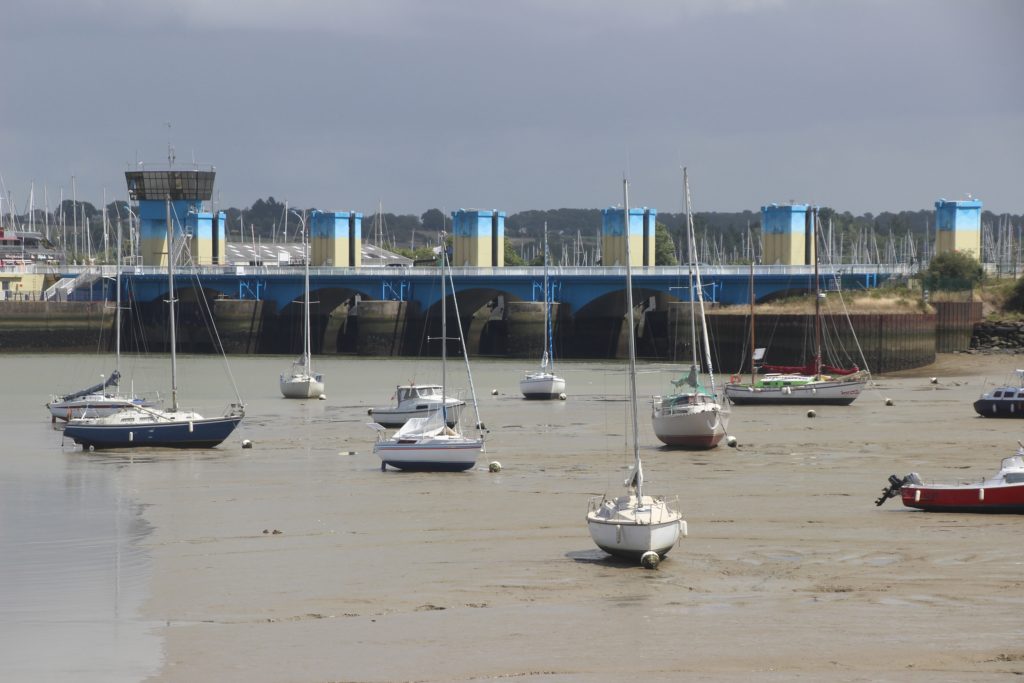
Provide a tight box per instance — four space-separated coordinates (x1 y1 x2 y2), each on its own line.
504 301 563 359
211 299 263 354
355 300 411 356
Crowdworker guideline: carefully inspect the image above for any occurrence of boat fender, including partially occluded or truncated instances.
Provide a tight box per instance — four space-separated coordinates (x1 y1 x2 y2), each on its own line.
915 490 921 502
680 520 688 537
979 488 985 501
730 375 739 384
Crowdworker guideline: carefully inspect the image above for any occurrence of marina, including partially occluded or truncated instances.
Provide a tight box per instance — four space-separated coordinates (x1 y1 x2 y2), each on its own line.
3 351 1024 680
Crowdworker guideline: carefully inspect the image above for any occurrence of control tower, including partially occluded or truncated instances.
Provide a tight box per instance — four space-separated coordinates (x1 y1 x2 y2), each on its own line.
125 167 225 266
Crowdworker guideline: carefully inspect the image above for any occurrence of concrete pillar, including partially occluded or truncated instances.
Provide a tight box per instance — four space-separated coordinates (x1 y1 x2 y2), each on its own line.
355 300 408 356
935 198 982 258
188 211 227 265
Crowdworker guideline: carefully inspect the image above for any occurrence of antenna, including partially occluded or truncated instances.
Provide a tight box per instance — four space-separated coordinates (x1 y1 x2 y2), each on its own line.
165 122 175 166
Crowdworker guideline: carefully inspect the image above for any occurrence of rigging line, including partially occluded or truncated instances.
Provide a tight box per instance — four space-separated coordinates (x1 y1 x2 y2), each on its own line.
445 258 483 437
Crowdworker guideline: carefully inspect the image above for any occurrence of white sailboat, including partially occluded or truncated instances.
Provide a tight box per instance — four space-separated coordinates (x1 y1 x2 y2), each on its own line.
47 210 159 421
587 179 687 568
651 169 729 448
63 195 244 450
370 236 484 471
280 213 325 399
520 222 566 400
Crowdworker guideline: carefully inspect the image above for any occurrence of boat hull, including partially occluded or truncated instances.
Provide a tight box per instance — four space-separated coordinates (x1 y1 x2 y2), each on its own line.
374 438 482 472
586 517 682 559
371 402 463 428
973 398 1024 418
725 379 864 406
901 483 1024 513
280 375 325 399
63 416 243 450
520 373 566 400
651 399 727 449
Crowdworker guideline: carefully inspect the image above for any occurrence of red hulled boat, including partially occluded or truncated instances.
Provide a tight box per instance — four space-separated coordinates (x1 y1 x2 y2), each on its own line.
875 447 1024 513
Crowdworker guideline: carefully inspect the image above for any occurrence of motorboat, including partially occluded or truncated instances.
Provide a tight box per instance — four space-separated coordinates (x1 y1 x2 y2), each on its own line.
369 384 464 427
47 371 159 422
875 446 1024 513
973 370 1024 418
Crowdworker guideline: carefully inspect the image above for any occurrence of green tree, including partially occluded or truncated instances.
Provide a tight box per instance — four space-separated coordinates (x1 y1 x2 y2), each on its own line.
504 239 525 266
654 223 679 265
922 251 984 292
421 208 446 233
1005 277 1024 313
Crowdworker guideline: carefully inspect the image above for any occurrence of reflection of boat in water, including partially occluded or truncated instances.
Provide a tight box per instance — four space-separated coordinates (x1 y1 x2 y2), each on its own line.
369 384 463 427
587 178 686 569
876 445 1024 513
370 234 483 472
973 370 1024 418
651 169 728 448
520 222 566 400
63 193 244 450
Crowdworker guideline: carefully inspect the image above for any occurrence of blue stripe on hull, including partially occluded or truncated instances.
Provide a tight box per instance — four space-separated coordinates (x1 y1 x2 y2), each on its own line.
64 417 242 450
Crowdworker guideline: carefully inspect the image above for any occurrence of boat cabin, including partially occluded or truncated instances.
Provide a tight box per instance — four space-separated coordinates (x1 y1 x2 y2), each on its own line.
395 385 443 404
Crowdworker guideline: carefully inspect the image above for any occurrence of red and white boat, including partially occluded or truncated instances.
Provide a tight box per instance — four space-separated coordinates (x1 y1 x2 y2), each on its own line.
875 447 1024 513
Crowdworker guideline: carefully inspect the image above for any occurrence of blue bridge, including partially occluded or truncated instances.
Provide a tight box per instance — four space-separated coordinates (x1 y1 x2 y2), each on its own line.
63 264 904 316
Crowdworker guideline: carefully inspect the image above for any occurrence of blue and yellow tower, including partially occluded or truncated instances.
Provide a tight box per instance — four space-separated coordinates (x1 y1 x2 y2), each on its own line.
311 211 362 267
600 207 656 267
452 209 504 267
762 203 813 266
935 198 982 258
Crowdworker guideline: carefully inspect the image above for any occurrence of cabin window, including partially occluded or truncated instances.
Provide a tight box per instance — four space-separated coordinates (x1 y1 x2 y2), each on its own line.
994 391 1003 398
1005 391 1017 399
1005 473 1024 484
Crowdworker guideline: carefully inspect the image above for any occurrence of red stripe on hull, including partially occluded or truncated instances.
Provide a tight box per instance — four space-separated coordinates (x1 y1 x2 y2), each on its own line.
902 486 1024 513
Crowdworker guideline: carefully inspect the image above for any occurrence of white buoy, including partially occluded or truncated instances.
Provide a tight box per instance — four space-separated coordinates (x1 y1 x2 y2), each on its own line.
367 408 373 415
339 451 356 456
559 393 567 400
885 398 894 406
726 435 738 448
242 439 253 449
488 461 502 472
491 389 498 395
640 551 660 569
807 410 816 418
319 394 327 400
929 377 938 384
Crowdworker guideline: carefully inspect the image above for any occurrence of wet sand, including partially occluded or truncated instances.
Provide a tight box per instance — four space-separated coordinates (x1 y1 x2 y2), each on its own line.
116 353 1024 681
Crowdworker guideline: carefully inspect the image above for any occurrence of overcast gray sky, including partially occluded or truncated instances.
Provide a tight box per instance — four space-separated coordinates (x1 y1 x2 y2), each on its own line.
1 0 1021 218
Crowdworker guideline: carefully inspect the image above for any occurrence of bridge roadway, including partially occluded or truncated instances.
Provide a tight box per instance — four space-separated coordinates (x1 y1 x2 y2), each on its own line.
66 264 905 316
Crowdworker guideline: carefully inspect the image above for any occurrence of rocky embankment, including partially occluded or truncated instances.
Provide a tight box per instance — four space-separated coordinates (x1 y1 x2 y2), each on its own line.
972 320 1024 351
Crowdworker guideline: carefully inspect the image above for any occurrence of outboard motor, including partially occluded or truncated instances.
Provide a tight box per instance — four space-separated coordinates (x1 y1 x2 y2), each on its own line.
875 474 910 506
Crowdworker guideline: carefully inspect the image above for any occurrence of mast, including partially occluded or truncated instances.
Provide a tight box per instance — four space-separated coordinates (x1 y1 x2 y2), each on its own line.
684 170 699 378
303 210 312 371
166 196 178 412
622 178 643 501
115 203 122 376
542 221 551 370
749 259 756 383
813 206 822 379
685 169 717 393
441 234 448 422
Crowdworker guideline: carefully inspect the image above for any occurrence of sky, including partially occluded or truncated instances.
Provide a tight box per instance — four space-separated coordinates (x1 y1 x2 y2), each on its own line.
1 0 1021 218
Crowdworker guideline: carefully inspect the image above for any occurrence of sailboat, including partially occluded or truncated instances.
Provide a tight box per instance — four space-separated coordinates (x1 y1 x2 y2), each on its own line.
47 212 159 421
587 178 687 568
651 169 729 448
369 235 484 471
63 196 244 450
520 222 566 400
724 207 867 406
280 215 325 398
